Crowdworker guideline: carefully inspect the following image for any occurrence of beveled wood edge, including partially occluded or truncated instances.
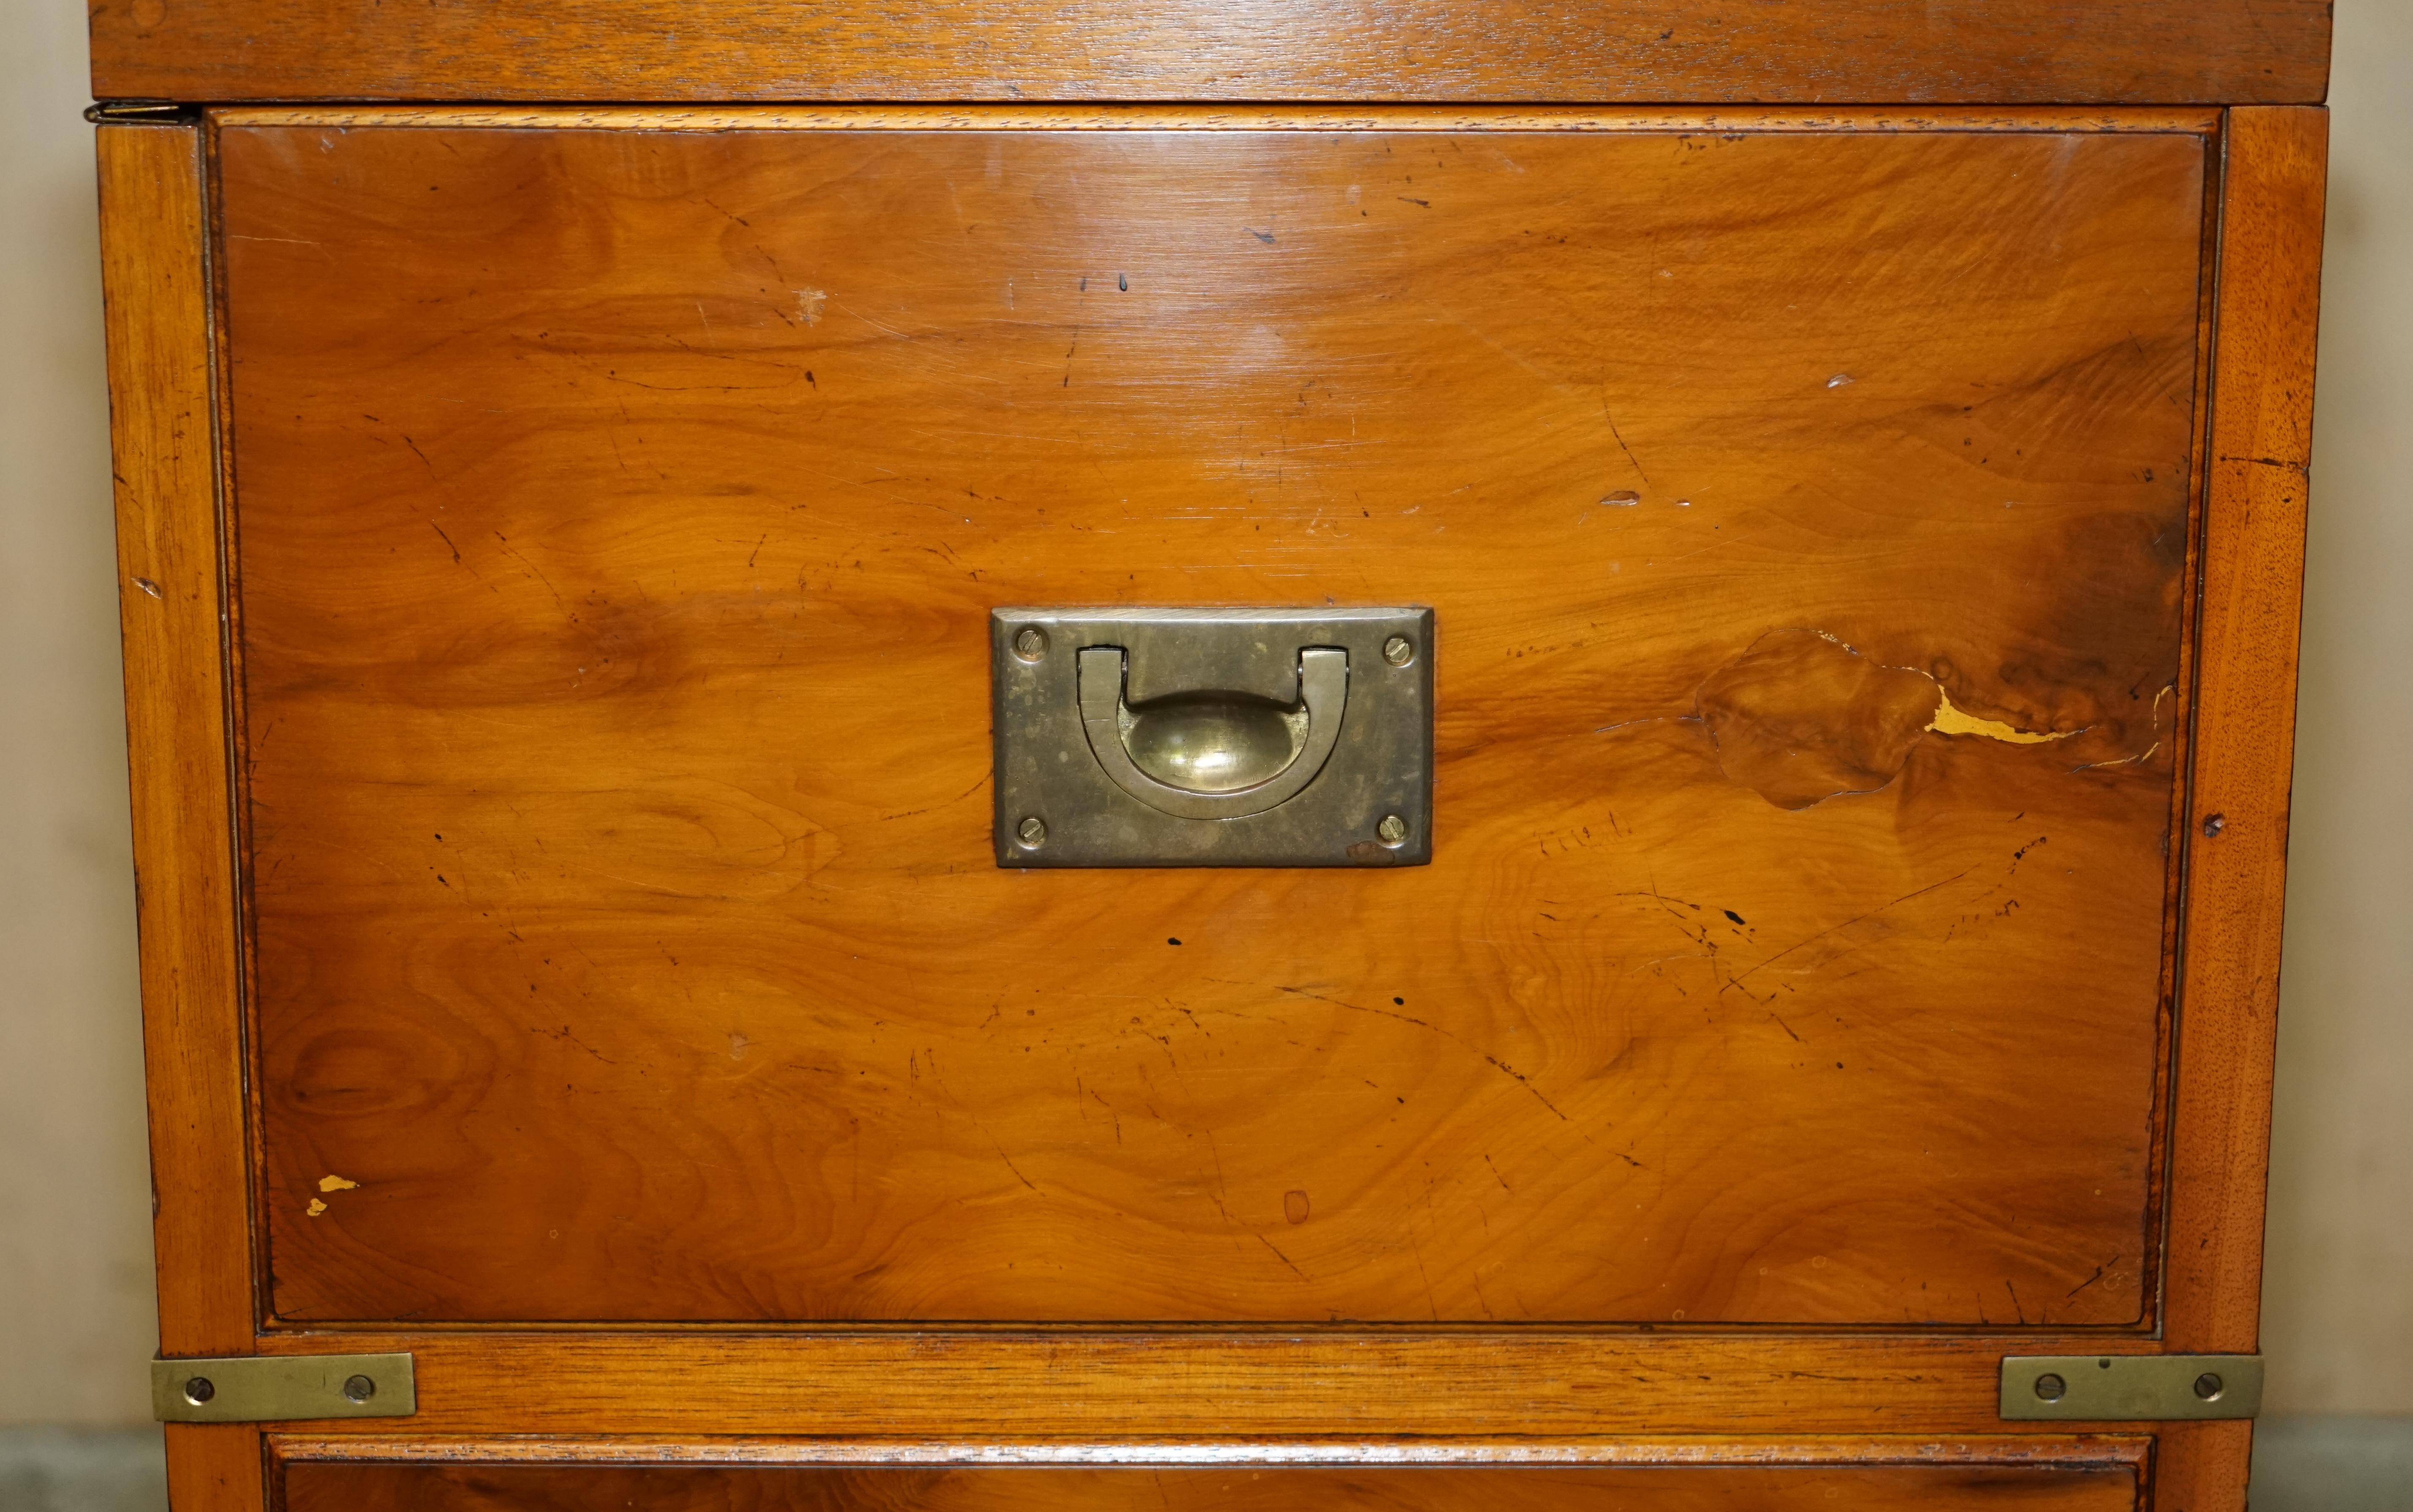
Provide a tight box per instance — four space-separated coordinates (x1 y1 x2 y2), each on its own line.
206 104 2224 134
2161 106 2328 1358
98 121 254 1355
266 1433 2151 1468
242 1333 2203 1438
2135 121 2229 1338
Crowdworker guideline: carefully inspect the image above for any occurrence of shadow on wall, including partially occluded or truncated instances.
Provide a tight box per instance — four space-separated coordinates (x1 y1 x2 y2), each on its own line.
0 1428 166 1512
2250 1417 2413 1510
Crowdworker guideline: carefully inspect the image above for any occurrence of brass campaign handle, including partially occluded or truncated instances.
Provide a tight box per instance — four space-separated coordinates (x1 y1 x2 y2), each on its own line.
1077 646 1347 820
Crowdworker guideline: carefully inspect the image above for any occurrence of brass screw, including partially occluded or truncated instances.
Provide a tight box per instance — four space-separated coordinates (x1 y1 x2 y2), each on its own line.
1016 816 1047 848
2193 1373 2224 1401
183 1377 216 1405
342 1374 377 1404
1012 626 1049 663
1383 635 1415 667
2032 1373 2066 1403
1377 814 1409 846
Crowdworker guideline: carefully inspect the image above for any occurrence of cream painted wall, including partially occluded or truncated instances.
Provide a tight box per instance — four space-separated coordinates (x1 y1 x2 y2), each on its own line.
2260 0 2413 1419
0 0 2404 1430
0 0 160 1427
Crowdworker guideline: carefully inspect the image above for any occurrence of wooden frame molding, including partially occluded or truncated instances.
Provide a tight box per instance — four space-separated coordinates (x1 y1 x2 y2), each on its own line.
245 1332 2214 1439
210 104 2225 135
2164 105 2328 1353
101 115 246 1361
266 1436 2150 1468
89 0 2328 109
2142 103 2329 1512
98 118 267 1510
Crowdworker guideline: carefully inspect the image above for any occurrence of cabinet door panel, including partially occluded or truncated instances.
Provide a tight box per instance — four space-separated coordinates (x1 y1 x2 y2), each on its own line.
219 119 2203 1326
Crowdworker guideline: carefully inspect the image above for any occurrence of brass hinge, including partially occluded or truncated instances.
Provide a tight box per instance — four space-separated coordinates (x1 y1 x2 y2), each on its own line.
152 1353 416 1424
2000 1354 2262 1421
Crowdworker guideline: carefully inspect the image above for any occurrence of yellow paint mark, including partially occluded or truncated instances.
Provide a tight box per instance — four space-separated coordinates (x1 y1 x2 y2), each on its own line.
306 1198 328 1217
318 1174 359 1193
1927 691 2077 745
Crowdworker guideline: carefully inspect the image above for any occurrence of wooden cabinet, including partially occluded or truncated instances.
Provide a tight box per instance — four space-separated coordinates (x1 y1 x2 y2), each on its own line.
94 8 2327 1509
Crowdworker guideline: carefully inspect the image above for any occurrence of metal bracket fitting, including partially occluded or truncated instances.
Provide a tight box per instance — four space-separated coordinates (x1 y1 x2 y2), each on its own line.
1999 1354 2262 1421
152 1353 416 1423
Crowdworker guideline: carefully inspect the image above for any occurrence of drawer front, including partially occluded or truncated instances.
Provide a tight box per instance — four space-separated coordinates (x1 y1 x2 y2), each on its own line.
219 114 2205 1329
281 1460 2141 1510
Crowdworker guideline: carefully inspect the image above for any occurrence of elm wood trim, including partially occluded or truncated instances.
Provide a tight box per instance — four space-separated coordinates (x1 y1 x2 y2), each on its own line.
101 118 265 1512
262 1438 2151 1510
276 1460 2147 1512
161 1424 266 1512
2146 1422 2253 1512
265 1435 2151 1468
88 0 2329 108
98 120 252 1353
208 104 2224 134
250 1334 2210 1438
2162 105 2327 1355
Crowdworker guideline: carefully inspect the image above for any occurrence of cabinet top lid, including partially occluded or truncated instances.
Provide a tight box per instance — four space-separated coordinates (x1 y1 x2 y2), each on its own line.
91 0 2329 109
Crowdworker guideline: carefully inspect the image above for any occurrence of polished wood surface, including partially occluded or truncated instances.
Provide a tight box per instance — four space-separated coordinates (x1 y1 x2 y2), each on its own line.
271 1438 2147 1468
282 1460 2139 1511
249 1332 2184 1437
99 118 248 1356
2149 1422 2255 1512
88 0 2328 107
98 120 273 1512
2162 107 2328 1370
219 114 2205 1327
209 105 2229 136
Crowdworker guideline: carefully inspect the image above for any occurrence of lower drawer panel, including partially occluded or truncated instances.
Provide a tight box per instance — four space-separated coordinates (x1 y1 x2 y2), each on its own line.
284 1460 2139 1511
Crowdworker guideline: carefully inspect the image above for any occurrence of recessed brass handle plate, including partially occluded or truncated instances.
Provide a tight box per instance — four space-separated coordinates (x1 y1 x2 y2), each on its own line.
1998 1354 2261 1421
1078 645 1348 820
151 1352 416 1423
993 607 1432 867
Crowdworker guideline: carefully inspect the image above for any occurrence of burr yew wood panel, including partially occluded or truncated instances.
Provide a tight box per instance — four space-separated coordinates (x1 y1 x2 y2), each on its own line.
216 115 2208 1328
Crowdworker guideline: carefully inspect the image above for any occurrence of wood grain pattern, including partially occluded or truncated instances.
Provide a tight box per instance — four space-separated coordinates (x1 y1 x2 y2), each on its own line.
281 1460 2139 1512
269 1437 2150 1468
250 1332 2181 1438
161 1424 267 1512
2162 106 2328 1361
2147 1422 2253 1512
219 117 2206 1327
87 0 2329 107
101 115 271 1512
97 119 254 1348
210 106 2227 135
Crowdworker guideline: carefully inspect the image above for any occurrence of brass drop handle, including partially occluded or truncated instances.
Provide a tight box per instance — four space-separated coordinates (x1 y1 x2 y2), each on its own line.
1077 646 1348 820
